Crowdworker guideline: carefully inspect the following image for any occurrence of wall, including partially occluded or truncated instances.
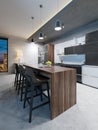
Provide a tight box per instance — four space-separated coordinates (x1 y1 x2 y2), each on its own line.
54 38 76 63
0 36 38 92
38 44 48 63
8 37 38 73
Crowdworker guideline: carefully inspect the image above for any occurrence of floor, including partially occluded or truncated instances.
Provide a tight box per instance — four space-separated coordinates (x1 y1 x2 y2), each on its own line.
0 82 98 130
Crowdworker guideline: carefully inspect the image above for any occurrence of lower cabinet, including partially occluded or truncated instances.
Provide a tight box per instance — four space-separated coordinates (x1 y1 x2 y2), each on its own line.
82 65 98 88
60 64 82 83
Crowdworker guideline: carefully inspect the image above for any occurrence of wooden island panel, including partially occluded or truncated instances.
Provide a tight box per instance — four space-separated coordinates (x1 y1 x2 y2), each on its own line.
64 70 76 110
51 72 65 119
51 69 76 119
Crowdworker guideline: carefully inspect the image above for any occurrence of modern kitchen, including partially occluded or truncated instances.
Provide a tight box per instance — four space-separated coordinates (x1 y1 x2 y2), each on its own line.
38 30 98 89
0 0 98 130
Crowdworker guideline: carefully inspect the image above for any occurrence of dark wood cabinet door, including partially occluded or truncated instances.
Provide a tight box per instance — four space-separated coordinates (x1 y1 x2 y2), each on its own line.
86 30 98 44
84 42 98 53
74 45 84 54
65 47 74 54
65 45 85 54
85 52 98 65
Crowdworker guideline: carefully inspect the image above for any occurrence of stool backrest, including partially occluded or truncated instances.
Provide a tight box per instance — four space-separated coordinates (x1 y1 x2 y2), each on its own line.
15 63 19 74
25 67 38 83
18 65 25 76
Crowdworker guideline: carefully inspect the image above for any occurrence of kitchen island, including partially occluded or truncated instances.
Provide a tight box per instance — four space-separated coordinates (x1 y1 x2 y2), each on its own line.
25 65 76 119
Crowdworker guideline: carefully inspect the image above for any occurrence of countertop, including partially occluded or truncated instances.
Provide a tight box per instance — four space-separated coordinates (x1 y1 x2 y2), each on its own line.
25 64 75 74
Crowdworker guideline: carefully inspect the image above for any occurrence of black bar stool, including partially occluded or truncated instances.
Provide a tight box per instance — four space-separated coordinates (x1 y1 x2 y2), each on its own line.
18 65 26 101
23 67 50 123
14 63 20 90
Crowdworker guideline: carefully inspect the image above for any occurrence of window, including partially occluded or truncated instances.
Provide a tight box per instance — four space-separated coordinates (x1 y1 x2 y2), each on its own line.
0 38 8 72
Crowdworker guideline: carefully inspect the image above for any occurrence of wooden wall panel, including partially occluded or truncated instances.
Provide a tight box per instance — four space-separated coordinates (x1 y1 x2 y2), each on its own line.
48 44 54 63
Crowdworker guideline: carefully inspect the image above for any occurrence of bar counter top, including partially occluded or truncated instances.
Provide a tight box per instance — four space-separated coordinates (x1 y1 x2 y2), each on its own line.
25 64 75 73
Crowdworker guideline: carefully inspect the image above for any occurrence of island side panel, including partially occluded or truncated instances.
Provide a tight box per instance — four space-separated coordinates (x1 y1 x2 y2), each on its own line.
51 72 65 119
70 69 76 106
64 69 76 110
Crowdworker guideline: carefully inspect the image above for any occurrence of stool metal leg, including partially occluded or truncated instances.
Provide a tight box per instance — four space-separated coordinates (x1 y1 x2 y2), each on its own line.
29 86 34 123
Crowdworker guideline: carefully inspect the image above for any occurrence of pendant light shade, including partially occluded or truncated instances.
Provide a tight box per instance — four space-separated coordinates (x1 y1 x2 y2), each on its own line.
55 20 62 31
31 38 34 43
39 32 44 40
38 5 44 40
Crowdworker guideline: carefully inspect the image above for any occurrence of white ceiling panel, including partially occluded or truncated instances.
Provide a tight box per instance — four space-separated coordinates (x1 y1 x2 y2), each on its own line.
0 0 72 39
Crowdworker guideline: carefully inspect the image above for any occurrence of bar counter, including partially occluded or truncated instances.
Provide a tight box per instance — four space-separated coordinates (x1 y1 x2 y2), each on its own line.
25 65 76 119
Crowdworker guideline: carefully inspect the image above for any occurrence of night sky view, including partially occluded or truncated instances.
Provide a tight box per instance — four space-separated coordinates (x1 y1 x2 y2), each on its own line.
0 39 8 63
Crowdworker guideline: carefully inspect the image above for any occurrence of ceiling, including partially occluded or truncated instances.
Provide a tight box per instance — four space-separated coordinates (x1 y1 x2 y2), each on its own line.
28 0 98 44
0 0 72 39
0 0 98 44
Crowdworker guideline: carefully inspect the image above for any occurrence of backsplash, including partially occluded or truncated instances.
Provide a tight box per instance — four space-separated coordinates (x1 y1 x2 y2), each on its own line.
59 54 85 65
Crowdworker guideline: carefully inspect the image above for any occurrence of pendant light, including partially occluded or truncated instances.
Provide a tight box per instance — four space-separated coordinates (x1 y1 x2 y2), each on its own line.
39 32 44 40
31 38 34 43
55 20 62 31
54 0 62 31
39 4 44 40
31 17 35 43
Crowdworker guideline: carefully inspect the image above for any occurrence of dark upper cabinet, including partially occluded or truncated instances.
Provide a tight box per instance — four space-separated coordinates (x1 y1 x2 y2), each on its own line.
85 31 98 65
74 45 84 54
86 30 98 44
84 42 98 65
65 45 84 54
65 47 74 54
84 42 98 53
85 52 98 65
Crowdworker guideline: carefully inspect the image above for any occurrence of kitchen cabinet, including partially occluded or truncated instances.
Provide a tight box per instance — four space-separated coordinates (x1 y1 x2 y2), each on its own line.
82 65 98 88
84 42 98 65
86 30 98 44
65 47 74 54
64 45 84 54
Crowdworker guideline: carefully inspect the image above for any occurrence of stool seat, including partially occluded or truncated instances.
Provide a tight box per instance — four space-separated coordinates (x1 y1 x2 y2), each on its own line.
35 75 49 83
